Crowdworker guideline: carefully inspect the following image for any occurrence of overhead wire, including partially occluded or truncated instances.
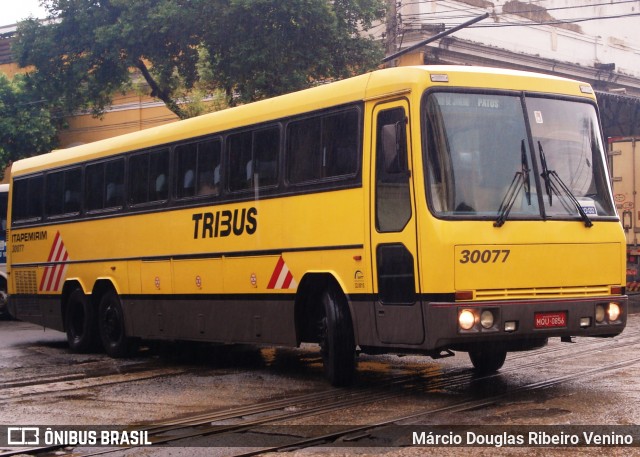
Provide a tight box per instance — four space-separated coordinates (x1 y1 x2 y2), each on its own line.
400 0 638 16
397 0 640 28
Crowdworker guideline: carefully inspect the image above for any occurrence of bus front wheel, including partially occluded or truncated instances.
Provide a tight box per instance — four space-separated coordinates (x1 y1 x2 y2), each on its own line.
65 288 99 353
98 290 135 358
319 282 356 387
468 348 507 374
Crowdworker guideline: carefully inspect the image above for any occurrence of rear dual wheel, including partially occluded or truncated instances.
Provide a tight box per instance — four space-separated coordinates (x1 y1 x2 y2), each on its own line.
98 289 136 358
66 287 135 357
65 288 100 353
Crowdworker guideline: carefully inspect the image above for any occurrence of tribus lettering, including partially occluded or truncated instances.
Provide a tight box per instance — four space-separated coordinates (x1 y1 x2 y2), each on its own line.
192 207 257 239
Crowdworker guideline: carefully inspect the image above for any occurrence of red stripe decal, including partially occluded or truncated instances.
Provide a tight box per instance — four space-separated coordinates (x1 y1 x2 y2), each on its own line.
267 256 285 289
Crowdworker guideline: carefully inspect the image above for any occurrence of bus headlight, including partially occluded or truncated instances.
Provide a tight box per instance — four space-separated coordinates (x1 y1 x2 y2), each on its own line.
480 310 494 329
459 309 476 330
608 303 621 321
595 304 606 323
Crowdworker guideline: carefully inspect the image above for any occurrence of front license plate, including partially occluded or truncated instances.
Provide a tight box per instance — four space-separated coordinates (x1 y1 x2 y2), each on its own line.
534 311 567 329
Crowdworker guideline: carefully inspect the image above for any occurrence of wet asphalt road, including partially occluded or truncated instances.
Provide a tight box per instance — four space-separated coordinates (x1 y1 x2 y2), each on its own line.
1 299 640 456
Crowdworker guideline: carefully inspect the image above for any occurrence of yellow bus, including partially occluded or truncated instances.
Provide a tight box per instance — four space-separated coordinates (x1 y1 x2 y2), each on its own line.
7 66 627 386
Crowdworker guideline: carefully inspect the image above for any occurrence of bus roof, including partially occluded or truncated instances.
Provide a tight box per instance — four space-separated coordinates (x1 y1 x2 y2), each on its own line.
11 65 593 177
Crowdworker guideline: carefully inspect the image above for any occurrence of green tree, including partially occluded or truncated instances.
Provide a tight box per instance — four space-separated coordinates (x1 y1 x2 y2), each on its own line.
204 0 385 104
13 0 384 118
0 74 57 174
13 0 203 120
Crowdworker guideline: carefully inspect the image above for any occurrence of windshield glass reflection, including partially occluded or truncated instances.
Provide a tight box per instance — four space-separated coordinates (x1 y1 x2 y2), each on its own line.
424 92 615 222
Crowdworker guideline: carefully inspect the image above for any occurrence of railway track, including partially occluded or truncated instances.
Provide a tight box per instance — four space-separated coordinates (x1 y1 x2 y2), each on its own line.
29 329 640 455
141 330 640 445
0 355 192 403
2 326 640 456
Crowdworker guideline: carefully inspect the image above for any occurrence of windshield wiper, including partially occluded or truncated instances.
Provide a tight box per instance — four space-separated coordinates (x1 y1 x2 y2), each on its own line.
522 139 531 206
538 141 593 228
494 140 531 227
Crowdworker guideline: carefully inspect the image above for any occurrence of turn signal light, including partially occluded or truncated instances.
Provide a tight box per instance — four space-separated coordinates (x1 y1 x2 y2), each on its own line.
455 290 474 301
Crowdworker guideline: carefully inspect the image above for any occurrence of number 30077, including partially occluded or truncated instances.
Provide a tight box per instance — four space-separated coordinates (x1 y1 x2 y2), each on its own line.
459 249 510 264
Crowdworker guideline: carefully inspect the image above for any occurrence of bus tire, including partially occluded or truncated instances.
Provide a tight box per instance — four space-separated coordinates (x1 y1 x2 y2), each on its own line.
469 349 507 374
0 289 9 320
65 288 99 353
98 290 135 358
319 282 356 387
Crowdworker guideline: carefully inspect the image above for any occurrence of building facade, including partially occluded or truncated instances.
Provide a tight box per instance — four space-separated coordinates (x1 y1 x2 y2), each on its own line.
384 0 640 137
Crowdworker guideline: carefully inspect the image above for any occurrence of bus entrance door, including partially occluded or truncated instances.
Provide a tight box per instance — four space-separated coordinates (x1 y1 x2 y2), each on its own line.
370 102 424 345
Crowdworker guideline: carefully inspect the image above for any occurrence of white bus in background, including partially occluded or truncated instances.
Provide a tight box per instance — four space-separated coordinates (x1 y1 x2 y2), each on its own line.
0 183 7 317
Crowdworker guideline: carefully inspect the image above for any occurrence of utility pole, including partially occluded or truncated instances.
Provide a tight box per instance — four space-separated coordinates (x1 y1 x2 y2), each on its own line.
384 0 398 67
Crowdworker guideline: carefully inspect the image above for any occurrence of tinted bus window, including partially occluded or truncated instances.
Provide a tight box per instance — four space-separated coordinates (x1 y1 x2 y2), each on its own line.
253 128 279 188
176 139 222 198
198 139 222 196
12 176 43 222
228 127 279 192
85 163 104 211
176 143 198 199
129 149 169 204
287 109 359 184
105 159 125 208
228 131 253 192
45 168 81 217
86 159 125 211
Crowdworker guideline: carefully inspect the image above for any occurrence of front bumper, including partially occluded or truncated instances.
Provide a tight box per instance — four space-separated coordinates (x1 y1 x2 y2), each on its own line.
425 295 627 351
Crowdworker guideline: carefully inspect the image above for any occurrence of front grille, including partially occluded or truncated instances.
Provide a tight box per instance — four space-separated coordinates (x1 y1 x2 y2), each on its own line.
474 285 611 301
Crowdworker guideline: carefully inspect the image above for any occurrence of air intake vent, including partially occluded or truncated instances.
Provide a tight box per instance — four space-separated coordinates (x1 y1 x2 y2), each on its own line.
474 285 611 301
14 269 38 295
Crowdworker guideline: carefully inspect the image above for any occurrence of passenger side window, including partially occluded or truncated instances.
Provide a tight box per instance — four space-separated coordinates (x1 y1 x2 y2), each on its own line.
86 159 125 211
12 175 44 223
176 143 198 199
85 163 104 211
287 117 320 183
287 109 359 184
228 126 279 192
175 138 222 198
198 139 222 196
105 159 125 208
323 111 359 178
129 149 169 204
46 168 82 217
253 128 279 188
228 131 252 192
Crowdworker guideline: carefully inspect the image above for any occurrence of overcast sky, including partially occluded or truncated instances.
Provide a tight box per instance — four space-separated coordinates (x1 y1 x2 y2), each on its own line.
3 0 48 26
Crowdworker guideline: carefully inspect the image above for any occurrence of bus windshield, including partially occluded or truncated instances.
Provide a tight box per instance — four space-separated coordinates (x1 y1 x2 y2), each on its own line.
424 91 616 222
